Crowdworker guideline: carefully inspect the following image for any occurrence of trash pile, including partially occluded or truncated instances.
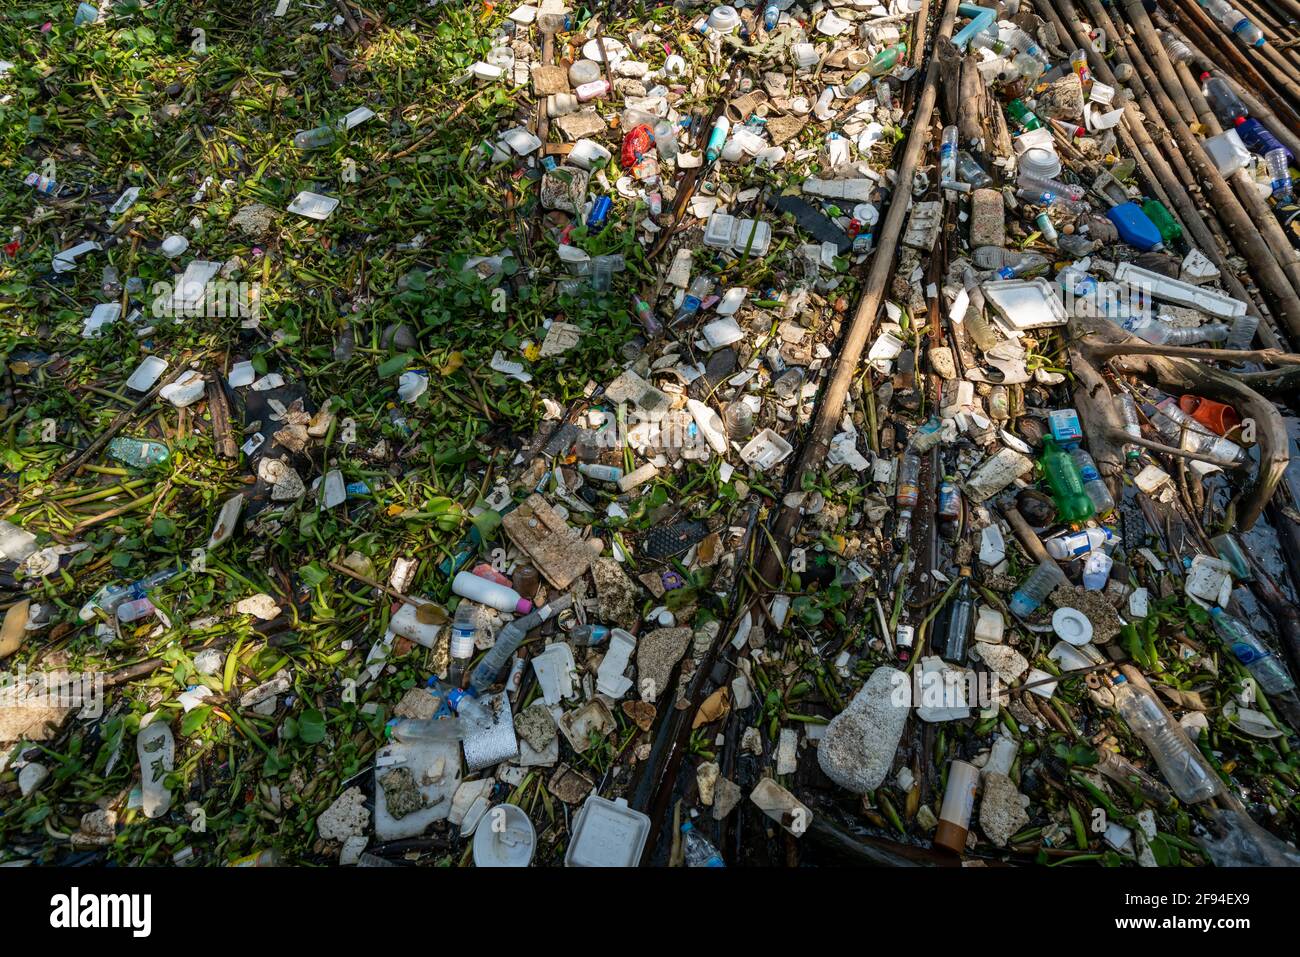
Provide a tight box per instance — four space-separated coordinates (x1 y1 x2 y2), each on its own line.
2 0 1300 868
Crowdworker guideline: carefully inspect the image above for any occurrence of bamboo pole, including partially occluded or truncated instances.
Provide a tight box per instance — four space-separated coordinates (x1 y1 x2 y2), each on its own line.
757 0 961 586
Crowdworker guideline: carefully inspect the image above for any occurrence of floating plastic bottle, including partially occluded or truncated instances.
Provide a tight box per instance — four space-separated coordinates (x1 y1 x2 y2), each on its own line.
1069 48 1092 93
1121 316 1229 345
763 2 779 30
1109 673 1221 803
1070 448 1116 517
1006 26 1051 64
569 623 611 645
293 126 336 150
385 717 465 744
867 42 907 77
940 568 975 664
969 34 1045 79
1210 609 1295 694
674 275 713 325
1007 99 1043 131
1015 189 1090 216
1142 199 1182 245
1264 149 1293 202
1017 173 1086 202
940 126 959 187
449 601 480 687
469 595 574 695
896 451 921 508
1040 435 1095 525
994 251 1050 279
681 822 725 866
1045 525 1114 560
1117 394 1142 461
1159 29 1193 63
1146 399 1248 466
957 151 993 188
1008 560 1068 618
1202 0 1266 48
1200 72 1249 125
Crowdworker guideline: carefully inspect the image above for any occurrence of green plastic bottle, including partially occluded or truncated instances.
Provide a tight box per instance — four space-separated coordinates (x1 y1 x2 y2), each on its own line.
1040 435 1094 525
1008 99 1043 131
867 42 908 77
1141 199 1182 245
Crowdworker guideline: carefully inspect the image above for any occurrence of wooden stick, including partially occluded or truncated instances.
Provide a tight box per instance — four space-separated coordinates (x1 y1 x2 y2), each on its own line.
758 0 961 586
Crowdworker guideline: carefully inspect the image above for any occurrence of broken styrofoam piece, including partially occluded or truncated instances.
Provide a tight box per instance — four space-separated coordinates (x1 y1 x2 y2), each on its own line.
1185 555 1234 607
750 778 813 836
966 448 1034 502
532 641 577 706
1114 262 1246 319
596 628 636 698
817 666 909 793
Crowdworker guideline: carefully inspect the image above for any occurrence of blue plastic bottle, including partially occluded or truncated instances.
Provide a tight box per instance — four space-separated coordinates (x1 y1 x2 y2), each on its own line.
1235 117 1291 160
1106 201 1164 252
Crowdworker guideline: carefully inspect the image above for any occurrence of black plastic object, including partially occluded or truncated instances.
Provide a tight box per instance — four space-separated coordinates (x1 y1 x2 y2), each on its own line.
763 194 851 254
642 520 710 560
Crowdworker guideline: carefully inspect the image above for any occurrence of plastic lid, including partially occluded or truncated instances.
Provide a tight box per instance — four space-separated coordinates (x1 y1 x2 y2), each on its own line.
681 821 694 832
1111 672 1127 684
515 597 534 615
1200 71 1210 80
707 5 741 32
1235 116 1246 126
1052 607 1094 646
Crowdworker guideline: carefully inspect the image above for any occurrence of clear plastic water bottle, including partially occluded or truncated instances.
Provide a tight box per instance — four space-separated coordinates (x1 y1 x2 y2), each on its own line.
1147 399 1248 466
1210 609 1296 694
681 822 725 867
1070 448 1116 517
1160 29 1193 62
1006 27 1051 65
1017 173 1086 202
385 717 465 744
969 33 1044 79
449 602 479 687
1265 148 1293 202
940 126 959 187
1109 673 1221 803
1117 394 1142 461
957 151 992 188
1015 189 1091 216
294 126 336 150
430 677 494 730
763 1 779 30
1200 72 1249 125
1121 316 1229 345
1008 560 1069 618
673 275 713 325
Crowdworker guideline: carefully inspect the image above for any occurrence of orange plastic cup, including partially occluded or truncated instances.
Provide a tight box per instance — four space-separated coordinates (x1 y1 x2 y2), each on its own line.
1179 395 1240 436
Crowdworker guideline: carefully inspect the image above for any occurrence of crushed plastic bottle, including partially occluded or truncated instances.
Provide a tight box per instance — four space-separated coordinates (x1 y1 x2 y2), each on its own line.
681 821 725 866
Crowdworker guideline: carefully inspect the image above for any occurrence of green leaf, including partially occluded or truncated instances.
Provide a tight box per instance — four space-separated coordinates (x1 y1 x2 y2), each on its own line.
378 353 411 377
299 708 326 744
181 706 212 737
152 516 176 538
